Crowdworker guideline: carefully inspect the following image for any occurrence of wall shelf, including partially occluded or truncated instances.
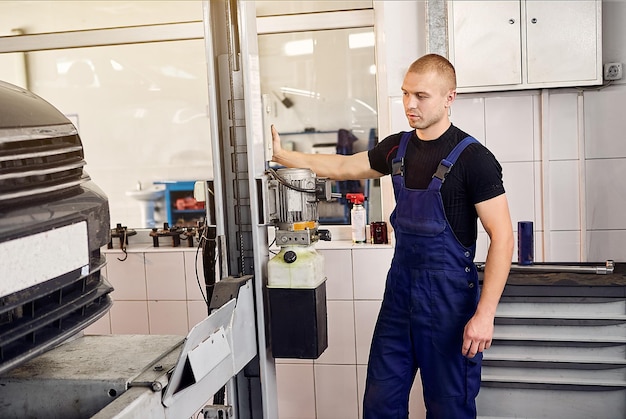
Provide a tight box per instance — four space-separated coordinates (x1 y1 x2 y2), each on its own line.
156 181 207 227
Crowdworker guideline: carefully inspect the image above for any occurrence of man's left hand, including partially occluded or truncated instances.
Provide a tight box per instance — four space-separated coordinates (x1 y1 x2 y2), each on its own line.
462 313 494 358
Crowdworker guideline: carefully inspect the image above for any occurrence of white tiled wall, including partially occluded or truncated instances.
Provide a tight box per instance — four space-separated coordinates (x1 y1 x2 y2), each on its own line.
484 95 536 162
276 363 316 419
315 364 359 418
452 84 626 264
84 248 209 336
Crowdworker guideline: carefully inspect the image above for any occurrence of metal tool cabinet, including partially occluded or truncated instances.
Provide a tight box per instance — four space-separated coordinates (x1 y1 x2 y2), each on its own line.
478 263 626 419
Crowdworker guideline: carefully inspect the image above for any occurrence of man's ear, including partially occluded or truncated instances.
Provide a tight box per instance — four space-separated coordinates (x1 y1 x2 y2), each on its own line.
445 89 457 107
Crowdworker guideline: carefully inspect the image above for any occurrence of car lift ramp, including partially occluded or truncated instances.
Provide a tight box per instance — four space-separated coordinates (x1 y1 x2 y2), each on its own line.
0 276 256 419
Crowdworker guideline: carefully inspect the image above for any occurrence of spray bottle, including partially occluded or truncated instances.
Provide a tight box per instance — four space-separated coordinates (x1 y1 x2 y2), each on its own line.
347 193 366 244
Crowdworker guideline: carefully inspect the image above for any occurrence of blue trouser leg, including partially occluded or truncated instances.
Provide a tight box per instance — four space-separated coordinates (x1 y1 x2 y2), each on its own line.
363 264 415 418
419 268 482 419
420 351 481 419
363 266 481 419
363 286 416 418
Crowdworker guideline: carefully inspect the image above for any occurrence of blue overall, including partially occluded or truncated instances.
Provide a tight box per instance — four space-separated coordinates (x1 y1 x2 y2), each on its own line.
363 132 482 419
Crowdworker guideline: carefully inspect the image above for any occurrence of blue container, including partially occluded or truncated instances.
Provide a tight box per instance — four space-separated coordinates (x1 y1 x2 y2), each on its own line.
518 221 534 265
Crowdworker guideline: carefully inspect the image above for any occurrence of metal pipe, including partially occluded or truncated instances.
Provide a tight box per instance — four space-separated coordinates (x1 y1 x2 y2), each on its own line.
10 28 30 90
476 260 614 275
576 92 588 261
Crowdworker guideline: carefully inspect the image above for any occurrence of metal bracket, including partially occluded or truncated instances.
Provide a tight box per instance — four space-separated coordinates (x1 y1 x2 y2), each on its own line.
201 404 233 418
209 275 253 311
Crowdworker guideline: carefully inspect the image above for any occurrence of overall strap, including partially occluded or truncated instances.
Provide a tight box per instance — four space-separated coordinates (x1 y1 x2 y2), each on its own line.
391 131 413 176
429 136 478 190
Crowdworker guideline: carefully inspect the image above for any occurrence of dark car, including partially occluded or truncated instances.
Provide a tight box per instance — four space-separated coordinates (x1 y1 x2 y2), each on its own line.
0 80 112 374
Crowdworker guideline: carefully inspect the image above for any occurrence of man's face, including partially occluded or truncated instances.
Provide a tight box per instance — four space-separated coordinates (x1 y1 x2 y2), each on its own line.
401 70 454 131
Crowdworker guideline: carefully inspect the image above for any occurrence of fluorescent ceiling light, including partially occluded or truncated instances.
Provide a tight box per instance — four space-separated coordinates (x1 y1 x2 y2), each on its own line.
283 39 313 56
280 87 320 99
348 31 374 49
353 99 377 114
110 59 124 71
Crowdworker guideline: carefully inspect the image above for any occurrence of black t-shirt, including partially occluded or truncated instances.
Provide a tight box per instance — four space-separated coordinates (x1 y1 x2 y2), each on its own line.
368 124 505 247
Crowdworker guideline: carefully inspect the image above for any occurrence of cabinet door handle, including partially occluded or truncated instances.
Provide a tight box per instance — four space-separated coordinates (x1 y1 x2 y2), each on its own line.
531 18 538 24
508 18 515 24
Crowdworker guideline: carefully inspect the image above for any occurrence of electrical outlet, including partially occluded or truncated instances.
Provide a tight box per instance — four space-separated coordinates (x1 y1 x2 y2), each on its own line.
604 62 623 81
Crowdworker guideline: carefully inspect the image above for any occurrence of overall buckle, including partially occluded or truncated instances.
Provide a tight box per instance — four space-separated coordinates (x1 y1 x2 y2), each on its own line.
432 160 453 182
392 158 404 176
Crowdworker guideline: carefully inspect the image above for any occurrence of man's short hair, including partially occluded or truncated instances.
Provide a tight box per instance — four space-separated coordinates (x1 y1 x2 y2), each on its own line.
407 54 457 91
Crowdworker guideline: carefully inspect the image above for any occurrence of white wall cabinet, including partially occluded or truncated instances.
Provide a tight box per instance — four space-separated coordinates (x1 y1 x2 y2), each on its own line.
448 0 602 93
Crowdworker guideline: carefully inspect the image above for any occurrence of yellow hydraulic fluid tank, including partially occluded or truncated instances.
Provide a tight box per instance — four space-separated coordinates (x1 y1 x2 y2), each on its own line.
267 246 325 289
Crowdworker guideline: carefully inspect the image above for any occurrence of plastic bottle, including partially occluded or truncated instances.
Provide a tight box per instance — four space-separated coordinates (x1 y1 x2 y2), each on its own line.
347 193 366 243
517 221 534 265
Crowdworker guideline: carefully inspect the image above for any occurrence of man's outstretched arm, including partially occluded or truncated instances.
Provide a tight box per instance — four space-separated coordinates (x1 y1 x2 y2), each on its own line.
271 125 383 181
